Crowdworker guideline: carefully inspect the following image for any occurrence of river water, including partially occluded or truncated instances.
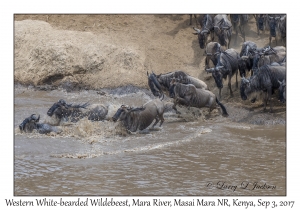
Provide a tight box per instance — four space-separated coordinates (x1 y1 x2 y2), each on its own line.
14 85 286 196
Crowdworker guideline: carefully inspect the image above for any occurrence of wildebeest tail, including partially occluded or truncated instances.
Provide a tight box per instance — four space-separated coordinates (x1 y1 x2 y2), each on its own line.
216 98 229 117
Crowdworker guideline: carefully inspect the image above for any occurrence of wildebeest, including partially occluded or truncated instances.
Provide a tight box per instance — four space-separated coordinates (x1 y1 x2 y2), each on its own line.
254 14 267 35
204 42 222 70
192 14 214 49
19 114 60 134
205 48 240 99
230 14 248 43
240 64 286 112
112 98 165 132
278 79 286 103
169 79 228 117
47 99 108 125
251 46 286 72
238 41 258 77
147 71 208 98
213 14 232 48
267 15 281 46
278 15 286 45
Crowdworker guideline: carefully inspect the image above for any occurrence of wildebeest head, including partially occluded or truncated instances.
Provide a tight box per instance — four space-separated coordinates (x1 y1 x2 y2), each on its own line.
193 27 210 49
231 14 239 24
19 114 40 133
257 15 265 31
147 71 164 98
238 55 252 77
47 99 89 121
112 105 129 122
214 19 231 47
206 66 224 89
240 77 252 100
268 15 280 37
112 105 146 122
278 79 286 103
47 99 68 118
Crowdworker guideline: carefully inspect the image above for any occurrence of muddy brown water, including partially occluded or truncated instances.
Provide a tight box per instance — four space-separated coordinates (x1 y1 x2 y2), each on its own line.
14 85 286 196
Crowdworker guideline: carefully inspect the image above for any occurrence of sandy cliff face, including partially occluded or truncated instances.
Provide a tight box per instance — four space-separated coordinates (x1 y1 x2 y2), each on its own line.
14 19 147 89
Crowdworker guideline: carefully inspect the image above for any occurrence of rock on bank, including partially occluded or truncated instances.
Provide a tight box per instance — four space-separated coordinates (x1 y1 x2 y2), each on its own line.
14 20 146 89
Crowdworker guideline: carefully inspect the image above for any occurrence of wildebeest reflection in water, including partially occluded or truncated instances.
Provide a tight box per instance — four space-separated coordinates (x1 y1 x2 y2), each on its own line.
47 99 108 125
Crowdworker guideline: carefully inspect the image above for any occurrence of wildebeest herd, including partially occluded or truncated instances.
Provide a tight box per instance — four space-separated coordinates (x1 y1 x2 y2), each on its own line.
19 14 286 135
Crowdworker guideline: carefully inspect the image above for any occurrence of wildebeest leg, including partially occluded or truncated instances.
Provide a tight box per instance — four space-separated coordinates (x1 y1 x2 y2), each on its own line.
239 25 245 42
176 97 191 109
263 91 268 111
269 35 272 46
152 116 159 128
205 56 209 70
267 89 274 112
219 88 222 100
172 99 181 114
210 32 214 42
235 71 238 89
227 37 231 49
158 114 164 127
228 78 233 97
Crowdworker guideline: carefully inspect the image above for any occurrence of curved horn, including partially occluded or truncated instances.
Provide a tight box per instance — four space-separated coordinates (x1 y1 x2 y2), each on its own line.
201 29 209 35
205 68 215 73
241 56 249 60
216 65 224 70
193 27 201 33
278 80 282 85
242 76 249 83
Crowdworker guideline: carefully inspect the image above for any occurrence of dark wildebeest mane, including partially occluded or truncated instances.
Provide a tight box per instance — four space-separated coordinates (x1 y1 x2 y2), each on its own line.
69 102 90 109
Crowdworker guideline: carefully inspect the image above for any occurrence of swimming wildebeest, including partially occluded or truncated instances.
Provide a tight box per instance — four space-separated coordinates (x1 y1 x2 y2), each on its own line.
204 42 222 70
169 78 228 117
47 99 108 125
19 114 60 134
213 14 232 49
254 14 267 35
230 14 248 43
147 70 208 98
240 64 286 112
278 79 286 103
112 98 165 133
192 14 214 49
205 48 240 99
238 41 258 77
